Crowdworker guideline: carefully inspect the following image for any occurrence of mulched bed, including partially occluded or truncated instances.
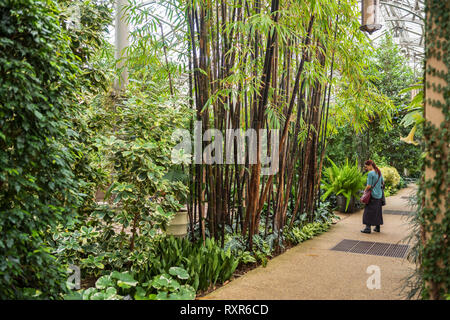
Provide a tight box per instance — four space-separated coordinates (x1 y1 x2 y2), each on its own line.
81 276 97 290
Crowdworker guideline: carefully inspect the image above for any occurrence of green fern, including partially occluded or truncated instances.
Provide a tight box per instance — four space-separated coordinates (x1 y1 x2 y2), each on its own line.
321 158 366 211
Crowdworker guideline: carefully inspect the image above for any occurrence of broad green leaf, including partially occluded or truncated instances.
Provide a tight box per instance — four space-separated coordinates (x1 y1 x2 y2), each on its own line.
169 267 189 280
156 291 169 300
95 275 114 290
105 287 118 300
82 287 97 300
91 292 106 300
152 274 171 289
134 286 150 300
111 271 138 288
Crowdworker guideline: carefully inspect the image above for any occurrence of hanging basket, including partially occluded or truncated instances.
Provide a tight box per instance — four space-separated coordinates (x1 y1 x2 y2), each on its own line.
360 0 382 34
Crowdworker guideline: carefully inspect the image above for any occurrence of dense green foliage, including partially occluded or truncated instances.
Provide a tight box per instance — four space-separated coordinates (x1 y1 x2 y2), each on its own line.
365 35 422 176
220 200 337 268
0 0 115 299
368 35 415 106
326 34 422 177
45 0 194 298
52 36 193 298
0 0 91 299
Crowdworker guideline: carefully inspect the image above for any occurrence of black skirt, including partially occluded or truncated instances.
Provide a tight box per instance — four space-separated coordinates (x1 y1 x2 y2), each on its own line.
362 197 383 226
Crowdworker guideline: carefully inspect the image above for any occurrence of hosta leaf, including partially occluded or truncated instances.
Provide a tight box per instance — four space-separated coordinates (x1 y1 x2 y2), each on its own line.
104 287 118 300
95 275 114 289
169 267 189 280
82 287 97 300
169 279 181 291
156 291 169 300
152 274 171 289
169 286 196 300
111 271 138 288
91 292 106 300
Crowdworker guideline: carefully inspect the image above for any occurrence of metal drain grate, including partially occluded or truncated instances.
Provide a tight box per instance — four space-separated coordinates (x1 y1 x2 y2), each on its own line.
351 241 376 254
383 209 413 215
384 243 409 258
331 239 409 258
330 239 359 252
369 242 391 256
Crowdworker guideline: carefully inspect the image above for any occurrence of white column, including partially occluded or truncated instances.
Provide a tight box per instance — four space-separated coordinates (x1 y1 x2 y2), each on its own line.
114 0 129 92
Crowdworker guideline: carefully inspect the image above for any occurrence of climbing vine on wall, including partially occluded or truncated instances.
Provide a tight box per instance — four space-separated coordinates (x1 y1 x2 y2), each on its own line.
417 0 449 300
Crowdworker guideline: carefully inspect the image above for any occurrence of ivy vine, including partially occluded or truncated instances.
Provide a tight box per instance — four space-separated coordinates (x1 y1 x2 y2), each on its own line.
417 0 449 300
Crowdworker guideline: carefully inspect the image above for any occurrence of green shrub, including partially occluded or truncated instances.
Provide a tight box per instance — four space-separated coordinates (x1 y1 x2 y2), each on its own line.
379 166 401 188
321 159 366 212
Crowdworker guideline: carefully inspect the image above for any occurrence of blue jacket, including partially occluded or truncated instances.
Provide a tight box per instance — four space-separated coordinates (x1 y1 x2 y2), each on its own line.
367 171 384 199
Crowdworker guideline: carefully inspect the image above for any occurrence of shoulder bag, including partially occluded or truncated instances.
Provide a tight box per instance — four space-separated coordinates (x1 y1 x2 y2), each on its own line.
381 180 386 206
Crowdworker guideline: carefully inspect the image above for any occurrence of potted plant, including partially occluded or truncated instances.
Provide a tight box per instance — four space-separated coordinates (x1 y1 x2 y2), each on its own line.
321 158 366 213
166 207 189 238
163 167 190 238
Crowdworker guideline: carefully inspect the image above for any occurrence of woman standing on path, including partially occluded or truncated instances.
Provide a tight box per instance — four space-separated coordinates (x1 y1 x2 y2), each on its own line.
361 160 384 234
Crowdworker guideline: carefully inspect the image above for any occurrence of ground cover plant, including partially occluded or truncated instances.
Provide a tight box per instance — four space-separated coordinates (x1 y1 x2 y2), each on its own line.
64 267 196 300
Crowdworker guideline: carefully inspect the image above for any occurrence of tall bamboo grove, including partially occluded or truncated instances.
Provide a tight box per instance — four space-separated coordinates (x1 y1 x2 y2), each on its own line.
185 0 371 249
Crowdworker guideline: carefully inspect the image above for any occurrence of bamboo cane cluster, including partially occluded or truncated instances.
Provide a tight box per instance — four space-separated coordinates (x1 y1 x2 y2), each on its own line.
185 0 374 250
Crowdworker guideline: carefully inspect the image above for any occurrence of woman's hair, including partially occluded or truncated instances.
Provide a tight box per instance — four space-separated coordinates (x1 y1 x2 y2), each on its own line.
365 159 381 176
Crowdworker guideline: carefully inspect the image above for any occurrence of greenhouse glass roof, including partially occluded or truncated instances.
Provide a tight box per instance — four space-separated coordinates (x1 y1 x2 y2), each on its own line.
363 0 425 72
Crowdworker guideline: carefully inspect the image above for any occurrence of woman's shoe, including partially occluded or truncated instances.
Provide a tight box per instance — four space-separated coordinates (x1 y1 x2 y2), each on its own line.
361 228 371 234
373 226 380 232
